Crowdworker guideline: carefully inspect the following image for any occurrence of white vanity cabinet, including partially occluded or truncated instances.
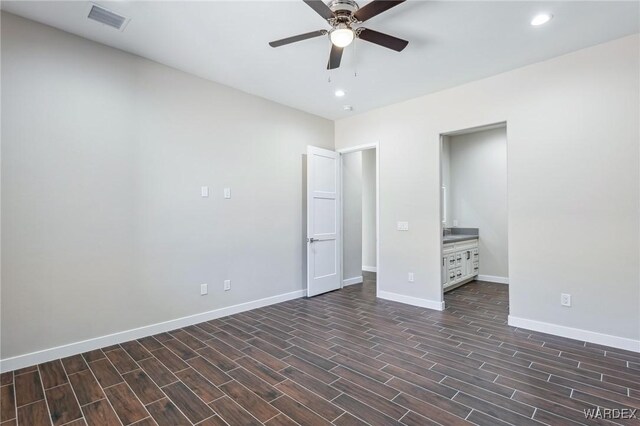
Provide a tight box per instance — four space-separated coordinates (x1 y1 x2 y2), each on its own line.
442 239 479 292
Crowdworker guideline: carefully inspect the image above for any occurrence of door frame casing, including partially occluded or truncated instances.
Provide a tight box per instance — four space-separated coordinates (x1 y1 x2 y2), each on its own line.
336 142 380 297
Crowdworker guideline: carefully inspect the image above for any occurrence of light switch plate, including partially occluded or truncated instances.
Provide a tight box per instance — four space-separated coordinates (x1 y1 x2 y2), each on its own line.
408 272 414 282
200 283 208 295
561 293 571 307
224 280 231 291
397 221 409 231
201 186 209 197
224 188 231 199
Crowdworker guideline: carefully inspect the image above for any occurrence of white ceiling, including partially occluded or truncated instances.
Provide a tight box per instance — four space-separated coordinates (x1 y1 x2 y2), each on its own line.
2 1 638 120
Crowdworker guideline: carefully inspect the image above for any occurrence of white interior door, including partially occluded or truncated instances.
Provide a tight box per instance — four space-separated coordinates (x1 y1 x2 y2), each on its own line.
307 146 341 297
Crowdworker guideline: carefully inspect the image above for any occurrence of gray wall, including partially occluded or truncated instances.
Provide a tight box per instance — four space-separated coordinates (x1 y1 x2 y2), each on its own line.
342 151 362 281
449 128 508 280
361 149 376 269
336 35 639 343
1 13 334 359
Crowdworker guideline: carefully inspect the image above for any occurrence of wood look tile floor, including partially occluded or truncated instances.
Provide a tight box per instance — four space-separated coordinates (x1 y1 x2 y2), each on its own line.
2 273 639 425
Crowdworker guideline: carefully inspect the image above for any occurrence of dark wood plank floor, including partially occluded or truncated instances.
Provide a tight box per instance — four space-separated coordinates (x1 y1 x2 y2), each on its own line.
2 273 639 425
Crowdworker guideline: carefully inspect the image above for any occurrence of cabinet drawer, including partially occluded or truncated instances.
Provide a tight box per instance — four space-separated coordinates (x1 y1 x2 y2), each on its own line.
473 262 479 274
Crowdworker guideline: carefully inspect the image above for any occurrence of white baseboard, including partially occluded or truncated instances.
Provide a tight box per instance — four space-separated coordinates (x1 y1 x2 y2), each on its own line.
508 315 640 353
0 289 305 373
362 266 377 273
378 291 445 311
477 274 509 284
343 276 363 286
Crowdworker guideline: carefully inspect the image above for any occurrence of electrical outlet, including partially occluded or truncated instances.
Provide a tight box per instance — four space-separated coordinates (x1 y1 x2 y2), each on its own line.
200 283 208 295
453 220 458 227
561 293 571 307
224 188 231 199
408 272 414 282
201 186 209 197
224 280 231 291
397 221 409 231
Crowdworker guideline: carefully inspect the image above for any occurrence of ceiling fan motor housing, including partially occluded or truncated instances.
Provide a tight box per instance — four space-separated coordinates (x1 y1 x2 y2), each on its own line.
328 0 359 23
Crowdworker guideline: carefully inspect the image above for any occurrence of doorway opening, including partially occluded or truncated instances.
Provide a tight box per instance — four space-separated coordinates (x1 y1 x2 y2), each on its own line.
340 145 378 299
440 123 509 303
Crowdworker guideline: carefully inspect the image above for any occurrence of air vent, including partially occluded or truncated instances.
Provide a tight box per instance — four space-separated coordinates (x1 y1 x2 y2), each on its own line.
87 4 129 31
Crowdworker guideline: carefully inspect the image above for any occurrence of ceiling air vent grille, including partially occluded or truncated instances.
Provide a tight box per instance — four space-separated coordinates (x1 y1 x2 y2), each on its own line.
87 4 129 31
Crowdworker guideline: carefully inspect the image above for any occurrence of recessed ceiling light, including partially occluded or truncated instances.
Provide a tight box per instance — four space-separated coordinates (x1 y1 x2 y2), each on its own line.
335 89 346 97
531 13 552 26
343 105 353 111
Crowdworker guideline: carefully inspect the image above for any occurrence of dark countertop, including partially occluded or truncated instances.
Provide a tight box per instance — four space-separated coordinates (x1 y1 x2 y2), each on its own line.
443 234 479 244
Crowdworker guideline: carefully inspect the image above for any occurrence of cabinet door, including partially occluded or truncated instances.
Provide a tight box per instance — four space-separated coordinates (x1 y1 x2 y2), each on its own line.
455 268 463 281
442 256 448 285
464 250 473 278
448 254 457 270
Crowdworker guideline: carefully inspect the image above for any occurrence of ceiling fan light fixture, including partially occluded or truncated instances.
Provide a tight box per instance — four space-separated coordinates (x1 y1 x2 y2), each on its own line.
330 26 355 48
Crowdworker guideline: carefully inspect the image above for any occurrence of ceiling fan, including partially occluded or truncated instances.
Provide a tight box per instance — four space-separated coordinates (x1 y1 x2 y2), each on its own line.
269 0 408 70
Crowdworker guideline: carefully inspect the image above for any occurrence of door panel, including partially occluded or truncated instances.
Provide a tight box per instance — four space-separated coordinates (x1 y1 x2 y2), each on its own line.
307 146 341 297
311 240 337 278
312 198 337 235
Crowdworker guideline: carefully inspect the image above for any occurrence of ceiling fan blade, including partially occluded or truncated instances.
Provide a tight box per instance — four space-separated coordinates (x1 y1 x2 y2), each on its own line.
269 30 327 47
357 28 408 52
303 0 334 20
354 0 406 22
327 44 344 70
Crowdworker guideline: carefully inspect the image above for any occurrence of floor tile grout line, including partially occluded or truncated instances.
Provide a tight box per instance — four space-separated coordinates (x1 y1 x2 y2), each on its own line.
36 364 55 426
59 356 86 425
144 357 215 425
128 416 155 425
212 391 265 425
456 387 542 422
273 384 344 423
336 381 409 424
82 355 125 426
11 374 18 423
